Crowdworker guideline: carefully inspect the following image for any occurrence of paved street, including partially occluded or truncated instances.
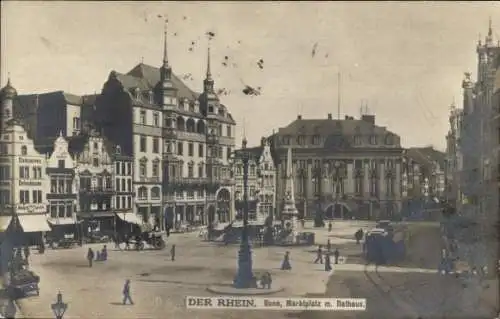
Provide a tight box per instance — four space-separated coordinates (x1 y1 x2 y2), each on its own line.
14 221 497 319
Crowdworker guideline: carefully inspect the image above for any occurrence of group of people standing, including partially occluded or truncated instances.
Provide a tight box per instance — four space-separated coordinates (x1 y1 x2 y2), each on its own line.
86 245 108 267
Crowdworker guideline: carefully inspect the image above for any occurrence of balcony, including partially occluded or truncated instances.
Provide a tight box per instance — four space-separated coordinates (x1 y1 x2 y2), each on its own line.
163 127 177 139
207 133 219 144
79 186 115 194
138 176 161 183
169 177 208 186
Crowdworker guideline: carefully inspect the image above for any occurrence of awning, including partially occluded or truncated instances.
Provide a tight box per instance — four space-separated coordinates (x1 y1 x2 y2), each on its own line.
18 214 51 232
0 216 12 232
116 212 143 225
214 222 230 230
48 218 79 226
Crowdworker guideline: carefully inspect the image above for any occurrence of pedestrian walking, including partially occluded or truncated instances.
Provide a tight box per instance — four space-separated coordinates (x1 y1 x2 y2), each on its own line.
170 244 176 261
326 239 331 253
281 251 292 270
125 235 130 250
301 219 305 228
87 248 95 267
313 245 323 264
334 248 340 264
328 221 332 232
122 279 134 305
24 246 30 266
355 228 363 244
101 245 108 261
325 253 332 272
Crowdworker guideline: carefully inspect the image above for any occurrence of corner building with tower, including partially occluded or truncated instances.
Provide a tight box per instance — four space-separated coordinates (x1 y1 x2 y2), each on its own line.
94 25 236 228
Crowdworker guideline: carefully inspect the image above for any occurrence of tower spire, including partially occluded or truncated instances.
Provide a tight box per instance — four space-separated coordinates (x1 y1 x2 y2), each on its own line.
206 43 212 81
486 16 493 44
162 19 169 68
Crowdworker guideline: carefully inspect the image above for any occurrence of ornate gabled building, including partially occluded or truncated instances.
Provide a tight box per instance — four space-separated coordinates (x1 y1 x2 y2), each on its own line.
270 112 404 220
232 137 277 221
0 79 50 243
95 24 236 228
45 132 78 229
69 129 116 235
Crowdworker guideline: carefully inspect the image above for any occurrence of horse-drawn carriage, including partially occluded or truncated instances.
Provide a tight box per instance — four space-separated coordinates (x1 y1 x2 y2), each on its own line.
127 230 166 250
8 269 40 298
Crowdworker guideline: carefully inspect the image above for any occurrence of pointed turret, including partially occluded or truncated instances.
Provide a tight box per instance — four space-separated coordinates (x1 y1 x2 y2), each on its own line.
485 16 493 46
1 77 17 100
203 46 215 94
160 20 173 88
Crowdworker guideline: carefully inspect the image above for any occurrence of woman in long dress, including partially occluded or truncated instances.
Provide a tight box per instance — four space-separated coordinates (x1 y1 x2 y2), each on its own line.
281 251 292 270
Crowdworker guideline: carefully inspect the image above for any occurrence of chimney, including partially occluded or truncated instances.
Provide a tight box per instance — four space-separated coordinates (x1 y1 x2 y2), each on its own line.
361 114 375 125
297 115 302 120
327 113 332 120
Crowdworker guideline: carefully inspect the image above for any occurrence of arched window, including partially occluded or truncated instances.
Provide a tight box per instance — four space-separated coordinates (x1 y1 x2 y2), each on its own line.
151 186 160 199
138 186 148 200
186 118 196 133
177 116 185 131
196 120 206 134
21 145 27 156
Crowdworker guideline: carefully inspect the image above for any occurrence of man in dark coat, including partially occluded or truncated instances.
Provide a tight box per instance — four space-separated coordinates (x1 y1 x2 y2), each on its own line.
313 245 323 264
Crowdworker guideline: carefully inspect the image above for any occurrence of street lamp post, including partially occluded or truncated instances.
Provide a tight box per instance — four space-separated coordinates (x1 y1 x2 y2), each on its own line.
51 291 68 319
312 167 324 227
233 137 255 288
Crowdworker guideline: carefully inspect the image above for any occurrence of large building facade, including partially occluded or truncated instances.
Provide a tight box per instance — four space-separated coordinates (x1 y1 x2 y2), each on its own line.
0 80 50 242
271 113 404 220
95 26 236 228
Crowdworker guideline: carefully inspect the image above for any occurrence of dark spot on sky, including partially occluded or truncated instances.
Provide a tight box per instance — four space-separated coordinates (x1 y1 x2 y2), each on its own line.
312 42 318 57
224 56 229 60
174 32 177 36
157 14 162 18
191 41 195 45
183 16 187 20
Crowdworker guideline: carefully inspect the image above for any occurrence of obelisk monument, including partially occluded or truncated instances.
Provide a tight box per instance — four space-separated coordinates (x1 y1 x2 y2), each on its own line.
281 147 299 231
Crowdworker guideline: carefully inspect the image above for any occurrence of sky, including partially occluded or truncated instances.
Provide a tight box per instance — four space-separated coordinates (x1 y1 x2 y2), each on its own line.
1 2 499 151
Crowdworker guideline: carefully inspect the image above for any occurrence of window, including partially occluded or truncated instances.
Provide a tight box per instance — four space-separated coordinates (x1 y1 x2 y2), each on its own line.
50 205 57 218
197 189 204 198
152 137 159 153
19 166 29 179
297 135 305 145
138 187 147 200
115 178 120 191
116 196 121 209
151 187 160 199
312 135 320 145
20 145 27 155
127 196 131 208
126 163 132 175
93 158 99 167
177 142 183 155
152 161 159 177
140 110 146 125
249 165 256 176
58 205 65 218
226 125 231 137
153 112 159 127
140 136 146 152
198 144 204 157
73 117 80 130
121 179 126 192
370 135 377 145
121 196 126 208
385 135 393 145
227 147 232 160
188 143 194 157
32 190 42 203
370 177 378 196
198 163 203 178
127 179 132 192
140 161 147 177
58 159 65 169
354 135 361 145
188 164 194 178
51 179 57 193
19 190 29 204
115 162 120 175
386 177 395 196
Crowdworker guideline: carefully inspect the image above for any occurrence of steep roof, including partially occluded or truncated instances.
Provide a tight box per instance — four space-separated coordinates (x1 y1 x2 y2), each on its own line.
277 118 391 137
111 63 199 100
406 147 446 170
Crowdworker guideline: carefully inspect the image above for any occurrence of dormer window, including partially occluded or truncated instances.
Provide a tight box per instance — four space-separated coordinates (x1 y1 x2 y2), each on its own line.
208 105 214 113
282 136 291 145
182 98 190 110
148 90 153 104
385 134 393 145
297 135 305 145
134 88 140 99
115 145 121 154
194 100 200 113
179 99 185 110
312 135 320 145
370 135 377 145
354 135 361 145
189 101 195 113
